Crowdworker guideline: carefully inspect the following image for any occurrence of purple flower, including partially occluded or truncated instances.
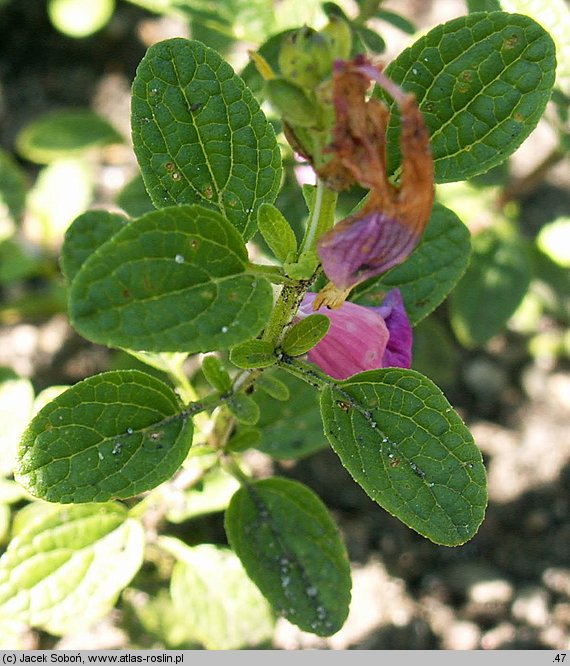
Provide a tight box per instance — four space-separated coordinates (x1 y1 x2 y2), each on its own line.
296 288 412 380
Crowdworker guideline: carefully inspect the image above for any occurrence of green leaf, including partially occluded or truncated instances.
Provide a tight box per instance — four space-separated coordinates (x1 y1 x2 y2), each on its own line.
16 110 122 164
227 393 260 425
375 9 416 34
449 221 531 346
131 38 282 240
68 205 274 353
385 12 556 182
201 355 232 392
320 369 487 546
354 26 386 54
0 502 144 635
467 0 502 11
257 203 297 263
252 370 327 459
116 174 155 218
0 369 34 477
225 477 351 636
16 370 193 503
255 373 290 401
501 0 570 96
281 314 330 356
61 210 128 283
240 29 295 95
226 427 261 453
355 203 471 325
0 149 27 237
166 540 275 649
230 339 276 369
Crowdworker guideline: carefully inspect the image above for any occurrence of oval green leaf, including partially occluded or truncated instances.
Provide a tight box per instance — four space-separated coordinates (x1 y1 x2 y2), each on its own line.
201 355 232 393
227 393 260 426
168 541 275 649
16 110 123 164
385 12 556 182
16 370 193 503
61 210 128 283
0 502 144 635
320 368 487 546
355 202 471 325
131 38 282 240
257 203 298 263
68 204 274 353
225 477 351 636
230 339 276 369
281 314 330 357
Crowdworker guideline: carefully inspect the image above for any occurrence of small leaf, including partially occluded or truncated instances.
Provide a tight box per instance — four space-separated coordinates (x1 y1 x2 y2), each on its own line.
385 12 556 182
201 355 232 393
131 38 282 240
167 540 275 649
255 373 290 401
61 210 128 283
68 205 274 353
281 314 330 356
320 369 487 546
16 370 193 503
375 9 416 34
0 502 144 635
230 339 276 369
355 203 471 325
257 203 298 263
251 370 327 460
225 477 351 636
226 427 261 453
227 393 260 426
449 221 531 346
16 110 122 164
354 26 386 54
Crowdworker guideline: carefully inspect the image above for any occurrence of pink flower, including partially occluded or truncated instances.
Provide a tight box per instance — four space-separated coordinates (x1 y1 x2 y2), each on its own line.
296 288 412 380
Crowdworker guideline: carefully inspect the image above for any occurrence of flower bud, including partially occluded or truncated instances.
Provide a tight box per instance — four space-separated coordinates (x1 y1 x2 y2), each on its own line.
278 27 333 89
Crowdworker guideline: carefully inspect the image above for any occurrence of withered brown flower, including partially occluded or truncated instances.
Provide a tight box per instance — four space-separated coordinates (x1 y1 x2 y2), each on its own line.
315 56 434 303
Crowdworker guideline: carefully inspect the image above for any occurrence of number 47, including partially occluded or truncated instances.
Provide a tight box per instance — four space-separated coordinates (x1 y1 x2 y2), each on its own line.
554 655 566 662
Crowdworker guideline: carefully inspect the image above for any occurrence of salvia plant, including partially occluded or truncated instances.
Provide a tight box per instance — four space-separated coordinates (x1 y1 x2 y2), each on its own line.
0 0 563 647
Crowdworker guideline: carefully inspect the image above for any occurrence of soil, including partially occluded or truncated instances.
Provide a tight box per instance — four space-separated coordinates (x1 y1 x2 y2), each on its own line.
1 0 569 651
